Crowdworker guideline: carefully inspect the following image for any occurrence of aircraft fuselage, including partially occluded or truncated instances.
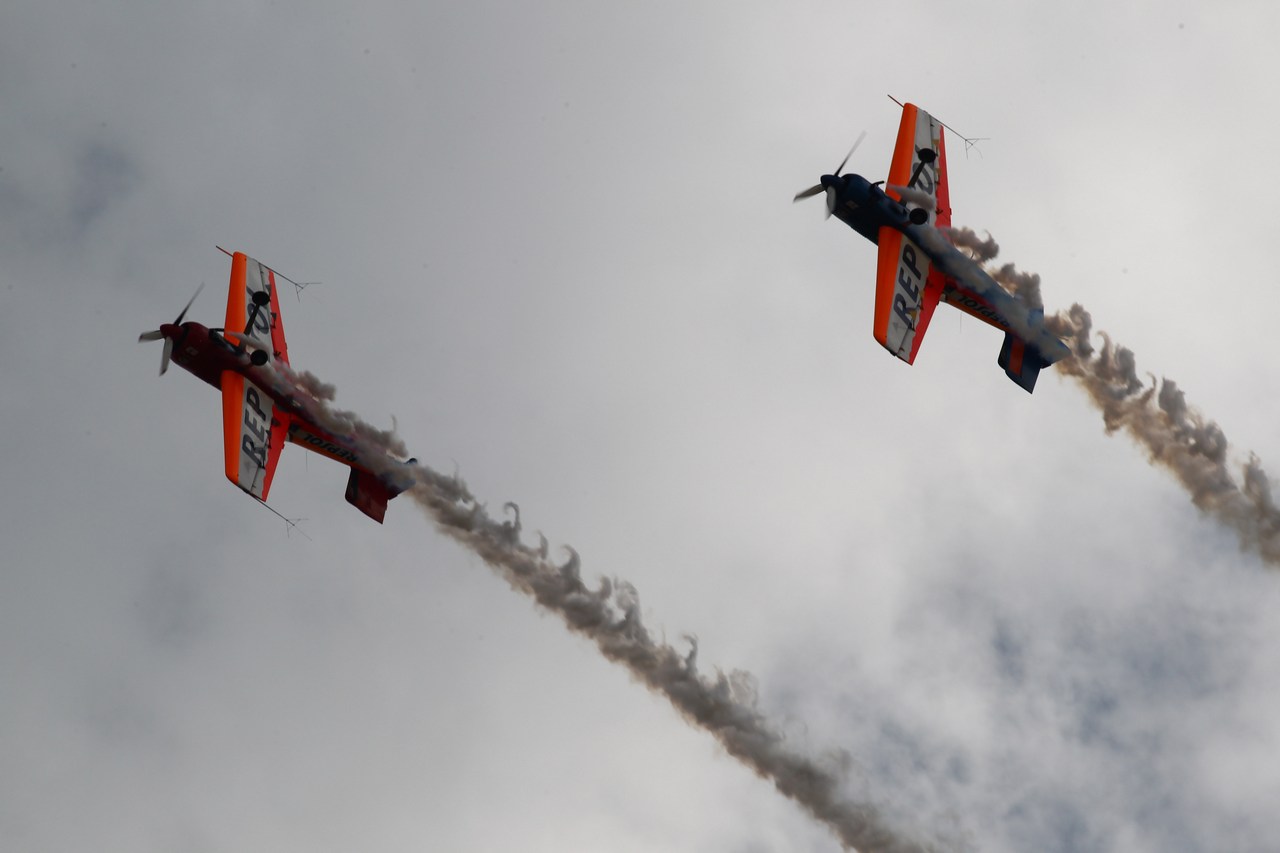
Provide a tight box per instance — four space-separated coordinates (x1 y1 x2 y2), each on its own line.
159 321 390 478
822 173 1023 336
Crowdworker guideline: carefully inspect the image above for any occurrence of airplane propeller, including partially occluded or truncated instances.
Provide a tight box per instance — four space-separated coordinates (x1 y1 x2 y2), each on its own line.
793 130 867 219
138 282 204 376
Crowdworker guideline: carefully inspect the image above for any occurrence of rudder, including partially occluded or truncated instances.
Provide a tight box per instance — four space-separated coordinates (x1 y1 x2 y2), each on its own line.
998 332 1050 393
345 469 391 523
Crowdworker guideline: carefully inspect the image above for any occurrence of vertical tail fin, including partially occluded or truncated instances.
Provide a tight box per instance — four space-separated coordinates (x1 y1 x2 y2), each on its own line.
345 469 391 523
344 460 416 524
998 307 1055 393
998 331 1049 393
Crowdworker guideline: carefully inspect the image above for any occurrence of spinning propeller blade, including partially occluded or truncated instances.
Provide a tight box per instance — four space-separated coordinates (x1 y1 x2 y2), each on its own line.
832 130 866 178
138 282 205 376
174 282 204 325
792 184 824 202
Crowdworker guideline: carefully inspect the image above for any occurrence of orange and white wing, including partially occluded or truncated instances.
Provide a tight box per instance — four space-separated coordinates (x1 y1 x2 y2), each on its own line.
884 102 947 227
872 102 951 364
221 371 290 500
873 232 931 362
224 252 290 365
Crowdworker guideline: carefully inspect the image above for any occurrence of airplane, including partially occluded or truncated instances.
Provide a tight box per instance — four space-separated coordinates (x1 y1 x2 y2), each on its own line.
138 249 417 523
794 100 1070 392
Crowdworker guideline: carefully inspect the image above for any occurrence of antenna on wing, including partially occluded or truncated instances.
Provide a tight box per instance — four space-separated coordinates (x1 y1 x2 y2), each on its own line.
272 269 320 302
257 500 312 540
886 95 988 158
215 247 318 300
950 130 989 159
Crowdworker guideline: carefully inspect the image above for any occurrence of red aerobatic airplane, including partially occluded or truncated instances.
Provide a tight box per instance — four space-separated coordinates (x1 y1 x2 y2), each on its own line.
138 250 416 522
794 100 1070 392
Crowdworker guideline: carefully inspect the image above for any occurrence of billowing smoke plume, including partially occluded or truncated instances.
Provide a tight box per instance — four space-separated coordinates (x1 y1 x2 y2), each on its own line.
263 361 942 852
945 229 1042 310
941 227 999 264
1046 304 1280 564
282 368 409 455
938 229 1280 565
293 369 337 401
989 263 1043 311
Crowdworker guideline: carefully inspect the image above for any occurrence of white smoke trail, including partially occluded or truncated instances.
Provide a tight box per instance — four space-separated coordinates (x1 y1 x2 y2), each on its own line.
863 204 1280 562
935 227 1280 565
406 483 941 852
262 361 945 852
1046 304 1280 564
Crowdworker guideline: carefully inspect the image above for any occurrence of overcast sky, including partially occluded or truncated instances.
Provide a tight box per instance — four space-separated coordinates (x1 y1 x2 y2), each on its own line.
4 1 1280 851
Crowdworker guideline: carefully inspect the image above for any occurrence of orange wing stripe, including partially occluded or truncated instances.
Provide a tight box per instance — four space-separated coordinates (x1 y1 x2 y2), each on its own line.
906 270 946 364
873 227 903 346
221 370 245 487
885 104 919 202
265 266 290 365
260 410 289 498
224 252 247 333
933 125 951 228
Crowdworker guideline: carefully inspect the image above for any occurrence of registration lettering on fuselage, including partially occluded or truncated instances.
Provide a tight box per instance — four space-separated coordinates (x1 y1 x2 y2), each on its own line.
947 290 1010 330
288 422 360 466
